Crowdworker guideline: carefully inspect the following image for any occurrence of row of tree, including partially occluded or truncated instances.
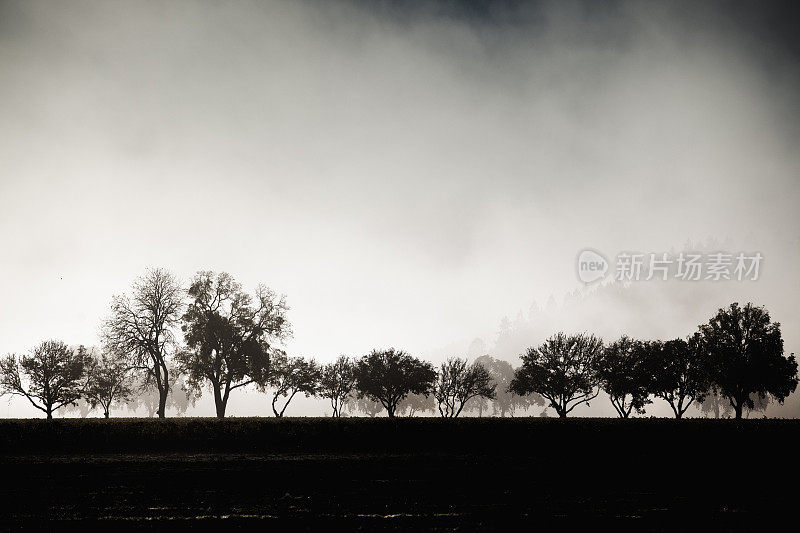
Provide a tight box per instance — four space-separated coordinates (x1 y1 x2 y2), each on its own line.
0 268 797 419
511 302 798 418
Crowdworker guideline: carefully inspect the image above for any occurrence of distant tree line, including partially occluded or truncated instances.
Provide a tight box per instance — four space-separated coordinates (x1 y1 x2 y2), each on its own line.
0 268 796 419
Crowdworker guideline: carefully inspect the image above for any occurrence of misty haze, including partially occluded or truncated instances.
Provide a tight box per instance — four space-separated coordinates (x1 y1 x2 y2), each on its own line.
1 0 799 530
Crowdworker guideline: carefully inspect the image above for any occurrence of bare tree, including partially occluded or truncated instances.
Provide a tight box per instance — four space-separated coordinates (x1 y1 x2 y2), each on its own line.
178 271 288 417
264 352 320 417
102 268 183 418
0 340 88 419
434 358 496 418
84 347 135 418
319 355 356 417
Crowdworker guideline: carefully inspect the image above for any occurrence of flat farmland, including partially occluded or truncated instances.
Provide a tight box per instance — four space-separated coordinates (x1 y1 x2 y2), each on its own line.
0 418 797 531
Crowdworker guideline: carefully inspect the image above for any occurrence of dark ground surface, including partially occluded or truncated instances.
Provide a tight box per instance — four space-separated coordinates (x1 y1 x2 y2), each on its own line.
0 418 797 531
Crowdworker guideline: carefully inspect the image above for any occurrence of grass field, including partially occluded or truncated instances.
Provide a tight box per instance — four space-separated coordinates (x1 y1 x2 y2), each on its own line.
1 418 797 530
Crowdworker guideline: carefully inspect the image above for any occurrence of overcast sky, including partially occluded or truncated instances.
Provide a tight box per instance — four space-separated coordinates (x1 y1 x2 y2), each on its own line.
1 0 798 417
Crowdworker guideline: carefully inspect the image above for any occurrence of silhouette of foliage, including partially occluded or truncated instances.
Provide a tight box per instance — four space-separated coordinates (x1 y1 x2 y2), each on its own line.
0 340 88 419
178 271 289 417
319 355 357 417
398 393 436 416
102 268 183 418
433 358 496 418
354 348 436 418
596 336 652 418
695 302 798 418
642 338 709 419
510 333 603 418
695 387 733 418
474 355 543 416
125 367 196 417
263 352 320 417
84 347 135 418
346 396 384 417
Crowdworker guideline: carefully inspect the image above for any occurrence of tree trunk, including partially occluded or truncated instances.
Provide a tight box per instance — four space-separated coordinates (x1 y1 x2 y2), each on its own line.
157 385 168 418
213 386 227 418
104 409 110 418
734 403 743 419
46 408 53 420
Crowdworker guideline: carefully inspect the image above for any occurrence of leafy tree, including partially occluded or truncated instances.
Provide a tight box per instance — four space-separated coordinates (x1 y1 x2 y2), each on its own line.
510 333 603 418
102 268 183 418
695 302 798 418
433 358 496 417
319 355 356 417
125 367 196 417
474 355 542 416
264 352 320 417
62 398 93 418
346 396 384 417
465 393 491 416
398 393 436 416
178 271 289 417
84 347 135 418
642 338 709 419
354 348 436 418
0 341 88 419
695 387 733 418
596 336 652 418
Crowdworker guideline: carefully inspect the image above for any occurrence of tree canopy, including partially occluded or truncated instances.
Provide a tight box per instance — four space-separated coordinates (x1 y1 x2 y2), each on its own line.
510 333 603 418
696 302 798 418
433 358 496 417
178 271 289 417
0 340 88 419
596 336 651 418
354 348 436 418
102 268 183 418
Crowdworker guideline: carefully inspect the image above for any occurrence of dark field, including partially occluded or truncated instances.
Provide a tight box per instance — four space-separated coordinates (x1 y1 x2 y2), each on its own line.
1 418 797 531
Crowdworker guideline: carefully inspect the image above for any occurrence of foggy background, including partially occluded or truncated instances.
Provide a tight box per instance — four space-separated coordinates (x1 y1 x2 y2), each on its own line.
1 0 798 418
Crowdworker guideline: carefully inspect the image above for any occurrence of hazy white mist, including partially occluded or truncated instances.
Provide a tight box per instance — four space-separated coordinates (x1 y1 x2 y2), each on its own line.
1 0 798 417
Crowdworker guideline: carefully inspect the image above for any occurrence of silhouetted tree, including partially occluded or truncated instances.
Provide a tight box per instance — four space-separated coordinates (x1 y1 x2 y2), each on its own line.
510 333 603 418
642 338 708 419
319 355 356 417
695 302 798 418
433 358 496 417
465 393 490 416
345 397 382 417
0 340 88 419
125 367 196 417
62 398 93 418
474 355 541 416
398 393 436 416
84 347 135 418
596 336 652 418
354 348 436 418
178 271 288 417
102 268 183 418
264 352 320 417
696 387 733 418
